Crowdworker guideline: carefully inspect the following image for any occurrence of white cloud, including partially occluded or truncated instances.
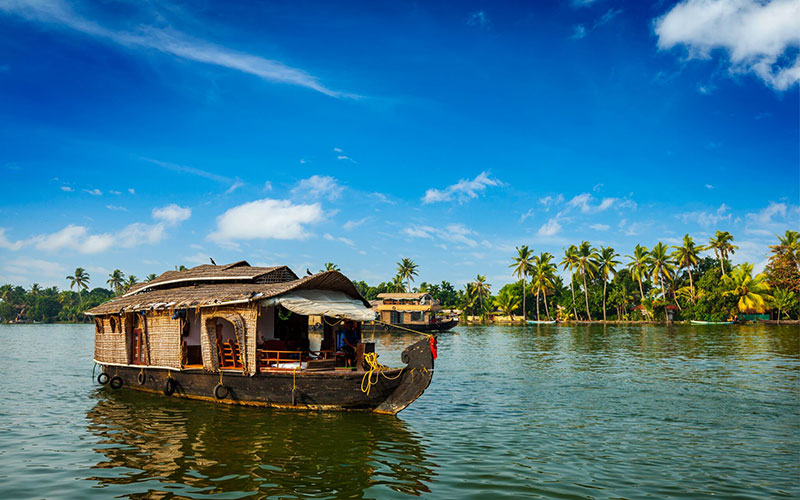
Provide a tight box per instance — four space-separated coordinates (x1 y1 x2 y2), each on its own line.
343 217 369 231
678 203 732 227
336 155 355 162
208 198 324 243
128 188 135 194
422 171 502 204
655 0 800 91
567 193 593 212
184 252 211 265
745 201 798 235
333 147 343 153
106 205 127 211
520 208 534 222
537 218 562 236
32 225 115 253
3 257 64 281
292 175 344 201
225 180 244 194
403 225 436 239
109 190 121 195
539 194 564 210
84 188 102 196
0 228 25 250
705 184 715 189
60 185 73 192
444 223 478 247
323 233 355 247
572 25 587 39
590 223 610 231
152 204 191 225
264 181 273 191
0 0 349 97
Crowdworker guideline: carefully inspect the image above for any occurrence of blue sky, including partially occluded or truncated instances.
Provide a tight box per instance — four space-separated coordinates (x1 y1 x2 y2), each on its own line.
0 0 798 290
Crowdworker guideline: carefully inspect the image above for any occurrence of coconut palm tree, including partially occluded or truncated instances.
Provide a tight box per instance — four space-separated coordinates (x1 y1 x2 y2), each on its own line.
471 274 491 315
124 275 139 293
30 283 41 297
494 290 520 320
626 244 650 306
771 288 797 324
509 245 534 320
66 268 90 306
598 246 621 321
649 242 675 301
144 273 158 283
723 263 772 315
107 269 126 295
707 231 737 276
774 230 800 273
532 252 555 319
322 262 340 272
389 274 406 293
396 258 419 293
671 234 701 303
560 245 580 320
575 241 599 320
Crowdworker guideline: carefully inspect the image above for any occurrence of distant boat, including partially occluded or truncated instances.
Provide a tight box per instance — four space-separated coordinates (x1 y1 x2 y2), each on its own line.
527 320 557 325
362 292 459 333
690 320 733 325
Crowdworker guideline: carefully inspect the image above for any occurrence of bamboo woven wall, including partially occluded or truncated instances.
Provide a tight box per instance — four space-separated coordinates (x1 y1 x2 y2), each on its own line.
145 311 181 369
94 316 128 364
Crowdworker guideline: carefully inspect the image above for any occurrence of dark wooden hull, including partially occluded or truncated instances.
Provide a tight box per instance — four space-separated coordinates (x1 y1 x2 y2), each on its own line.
98 338 435 415
363 319 458 333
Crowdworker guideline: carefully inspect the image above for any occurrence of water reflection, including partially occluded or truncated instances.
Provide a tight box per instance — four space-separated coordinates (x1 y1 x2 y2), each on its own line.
86 390 437 498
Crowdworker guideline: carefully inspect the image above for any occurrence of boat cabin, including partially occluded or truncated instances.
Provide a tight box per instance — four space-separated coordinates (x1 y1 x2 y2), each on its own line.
87 262 378 374
374 293 442 325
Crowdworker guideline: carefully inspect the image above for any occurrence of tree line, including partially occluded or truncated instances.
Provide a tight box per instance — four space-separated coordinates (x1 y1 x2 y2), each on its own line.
2 231 797 324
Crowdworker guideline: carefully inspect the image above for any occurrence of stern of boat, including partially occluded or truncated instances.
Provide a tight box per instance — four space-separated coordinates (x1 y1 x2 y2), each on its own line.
374 336 436 414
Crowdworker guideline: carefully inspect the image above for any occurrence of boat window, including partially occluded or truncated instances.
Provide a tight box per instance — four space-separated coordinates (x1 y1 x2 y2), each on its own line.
95 317 104 334
410 311 422 322
109 316 117 333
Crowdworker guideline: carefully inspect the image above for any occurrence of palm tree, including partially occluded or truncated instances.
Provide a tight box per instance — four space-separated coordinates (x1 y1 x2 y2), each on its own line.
575 241 599 320
707 231 737 276
774 230 800 273
626 244 650 305
771 288 797 325
124 275 139 293
495 290 520 320
560 245 580 320
396 258 419 293
144 273 158 282
598 246 621 321
471 274 491 315
175 265 188 272
671 235 701 303
66 268 90 306
322 262 340 272
509 245 534 321
30 283 41 297
107 269 126 295
649 242 675 302
389 274 406 293
532 252 555 319
723 263 772 315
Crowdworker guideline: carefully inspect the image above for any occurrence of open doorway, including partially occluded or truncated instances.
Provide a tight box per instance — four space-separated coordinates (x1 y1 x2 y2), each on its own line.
180 310 203 368
214 317 243 370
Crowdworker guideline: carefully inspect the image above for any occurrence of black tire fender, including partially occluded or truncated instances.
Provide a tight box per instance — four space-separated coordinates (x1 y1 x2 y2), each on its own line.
97 372 110 385
164 378 176 396
109 376 123 390
383 324 390 331
137 371 146 385
214 383 228 400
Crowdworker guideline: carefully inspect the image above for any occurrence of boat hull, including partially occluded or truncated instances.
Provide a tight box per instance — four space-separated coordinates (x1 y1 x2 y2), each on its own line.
527 320 556 325
690 320 733 325
97 338 435 415
362 318 458 333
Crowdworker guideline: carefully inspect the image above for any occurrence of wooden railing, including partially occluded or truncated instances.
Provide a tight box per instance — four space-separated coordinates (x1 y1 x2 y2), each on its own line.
256 349 334 371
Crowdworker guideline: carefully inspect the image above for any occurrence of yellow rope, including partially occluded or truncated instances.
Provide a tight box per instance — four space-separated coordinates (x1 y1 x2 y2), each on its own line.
360 352 404 395
373 320 433 339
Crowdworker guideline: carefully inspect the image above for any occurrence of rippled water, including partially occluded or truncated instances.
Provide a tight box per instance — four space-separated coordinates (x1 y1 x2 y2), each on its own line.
0 324 798 499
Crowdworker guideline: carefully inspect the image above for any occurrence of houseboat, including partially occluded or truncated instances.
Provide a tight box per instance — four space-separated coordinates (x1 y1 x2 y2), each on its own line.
362 292 458 333
86 261 436 414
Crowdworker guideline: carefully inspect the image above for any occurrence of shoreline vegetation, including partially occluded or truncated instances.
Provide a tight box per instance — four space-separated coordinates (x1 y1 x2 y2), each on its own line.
1 230 798 325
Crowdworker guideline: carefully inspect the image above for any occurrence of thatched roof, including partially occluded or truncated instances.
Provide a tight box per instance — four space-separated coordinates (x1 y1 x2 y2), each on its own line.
124 261 298 296
87 264 366 315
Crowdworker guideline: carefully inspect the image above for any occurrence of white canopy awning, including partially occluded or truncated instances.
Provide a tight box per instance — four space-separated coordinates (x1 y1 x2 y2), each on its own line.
259 290 377 322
